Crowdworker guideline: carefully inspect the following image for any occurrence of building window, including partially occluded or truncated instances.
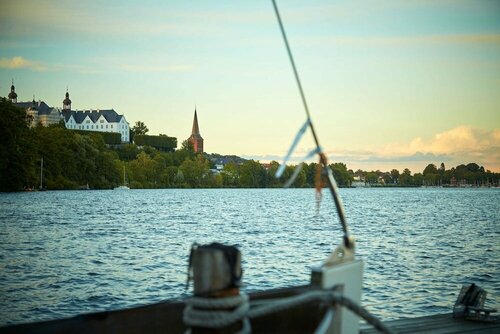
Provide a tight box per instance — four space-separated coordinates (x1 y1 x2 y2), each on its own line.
111 125 113 128
101 125 103 129
86 120 90 123
106 125 108 128
100 120 104 123
87 125 89 129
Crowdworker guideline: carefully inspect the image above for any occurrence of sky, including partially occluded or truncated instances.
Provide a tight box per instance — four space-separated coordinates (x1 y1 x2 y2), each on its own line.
1 0 499 173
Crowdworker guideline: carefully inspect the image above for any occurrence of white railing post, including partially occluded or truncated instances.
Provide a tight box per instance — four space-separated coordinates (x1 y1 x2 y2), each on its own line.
311 244 364 334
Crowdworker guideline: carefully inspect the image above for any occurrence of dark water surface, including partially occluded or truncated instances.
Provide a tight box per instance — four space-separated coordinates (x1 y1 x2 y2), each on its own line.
0 188 499 326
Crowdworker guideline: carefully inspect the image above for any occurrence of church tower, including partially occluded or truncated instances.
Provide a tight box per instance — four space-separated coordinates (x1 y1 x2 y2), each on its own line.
8 79 18 103
188 108 204 153
63 88 72 110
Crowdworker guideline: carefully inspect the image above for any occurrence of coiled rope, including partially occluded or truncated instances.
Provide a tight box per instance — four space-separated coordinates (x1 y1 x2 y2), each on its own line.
183 290 394 334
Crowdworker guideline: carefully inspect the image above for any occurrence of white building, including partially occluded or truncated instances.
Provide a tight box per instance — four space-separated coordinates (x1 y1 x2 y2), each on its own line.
7 84 130 142
62 109 130 142
15 99 62 127
9 81 62 127
60 90 130 142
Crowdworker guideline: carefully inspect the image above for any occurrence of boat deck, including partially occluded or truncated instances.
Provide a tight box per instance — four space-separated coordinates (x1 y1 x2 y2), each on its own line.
2 285 498 334
360 313 500 334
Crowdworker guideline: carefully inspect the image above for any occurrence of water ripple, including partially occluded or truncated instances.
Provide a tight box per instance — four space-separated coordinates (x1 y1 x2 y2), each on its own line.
0 188 499 326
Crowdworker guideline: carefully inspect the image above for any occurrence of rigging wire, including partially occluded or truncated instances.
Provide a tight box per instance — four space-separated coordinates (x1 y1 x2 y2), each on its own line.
271 0 351 247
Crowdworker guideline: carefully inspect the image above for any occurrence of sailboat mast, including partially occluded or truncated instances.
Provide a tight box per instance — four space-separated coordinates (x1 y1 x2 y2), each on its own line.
271 0 351 247
40 157 43 190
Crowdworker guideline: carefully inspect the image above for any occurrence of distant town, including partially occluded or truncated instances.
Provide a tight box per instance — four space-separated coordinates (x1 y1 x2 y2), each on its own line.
1 81 499 191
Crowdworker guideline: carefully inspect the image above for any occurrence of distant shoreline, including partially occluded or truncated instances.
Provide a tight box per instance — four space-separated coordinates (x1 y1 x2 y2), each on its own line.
11 185 500 193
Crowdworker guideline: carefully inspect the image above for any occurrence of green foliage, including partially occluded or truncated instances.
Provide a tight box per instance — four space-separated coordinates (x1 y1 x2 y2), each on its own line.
181 139 195 153
221 161 239 187
115 143 139 161
134 134 177 152
73 130 122 145
390 169 400 184
0 98 35 191
399 168 413 186
179 155 210 187
31 127 121 189
239 160 266 188
1 106 498 192
365 172 379 184
329 163 353 187
131 121 149 136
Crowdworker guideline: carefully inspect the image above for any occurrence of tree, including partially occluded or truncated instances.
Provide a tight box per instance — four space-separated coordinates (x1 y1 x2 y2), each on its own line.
134 134 177 152
423 163 439 186
399 168 413 186
304 162 319 187
365 172 379 185
181 139 194 152
466 163 480 173
179 155 210 187
329 162 353 187
0 98 35 191
131 121 149 136
423 163 438 175
439 163 445 173
221 161 239 187
390 169 400 184
413 173 424 186
239 160 266 187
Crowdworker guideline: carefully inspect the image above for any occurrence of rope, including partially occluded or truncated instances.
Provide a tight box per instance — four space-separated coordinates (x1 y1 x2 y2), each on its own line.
315 308 335 334
271 0 351 247
183 293 250 329
248 290 328 318
332 294 393 334
187 293 248 309
183 290 393 334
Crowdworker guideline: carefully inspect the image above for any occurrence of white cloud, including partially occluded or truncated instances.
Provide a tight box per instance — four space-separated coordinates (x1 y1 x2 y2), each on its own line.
115 64 195 73
248 126 500 172
383 126 499 156
0 56 47 71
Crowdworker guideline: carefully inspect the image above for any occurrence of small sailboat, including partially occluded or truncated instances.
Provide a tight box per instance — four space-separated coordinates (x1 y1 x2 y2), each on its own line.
114 166 130 190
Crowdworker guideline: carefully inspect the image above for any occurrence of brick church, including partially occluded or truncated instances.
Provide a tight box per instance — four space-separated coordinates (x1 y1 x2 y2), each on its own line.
188 108 204 153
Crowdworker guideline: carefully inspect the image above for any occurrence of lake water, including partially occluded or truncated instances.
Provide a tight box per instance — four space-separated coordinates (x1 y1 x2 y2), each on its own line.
0 188 499 327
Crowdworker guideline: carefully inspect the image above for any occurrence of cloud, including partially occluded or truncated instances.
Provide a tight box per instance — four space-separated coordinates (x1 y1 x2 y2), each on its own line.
246 126 499 172
0 56 47 71
325 150 453 163
0 56 100 74
383 126 500 156
301 33 500 48
366 126 500 171
0 2 226 39
115 64 195 73
0 55 193 74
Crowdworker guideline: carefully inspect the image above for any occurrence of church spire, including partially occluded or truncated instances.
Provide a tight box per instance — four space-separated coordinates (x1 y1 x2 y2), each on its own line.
191 107 200 135
188 107 204 153
8 78 18 103
63 87 72 110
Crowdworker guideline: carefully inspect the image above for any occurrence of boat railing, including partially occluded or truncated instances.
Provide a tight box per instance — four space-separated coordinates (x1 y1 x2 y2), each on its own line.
183 242 392 334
